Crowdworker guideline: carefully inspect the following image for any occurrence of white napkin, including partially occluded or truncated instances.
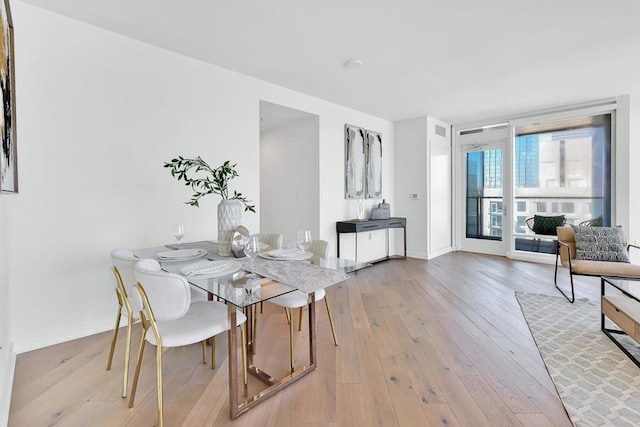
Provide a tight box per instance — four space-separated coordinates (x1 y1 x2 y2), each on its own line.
264 248 304 258
180 260 233 276
156 249 205 260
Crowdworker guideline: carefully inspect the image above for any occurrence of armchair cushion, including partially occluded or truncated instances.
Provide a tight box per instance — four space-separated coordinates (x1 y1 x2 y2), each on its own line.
571 225 630 263
531 215 566 235
563 259 640 278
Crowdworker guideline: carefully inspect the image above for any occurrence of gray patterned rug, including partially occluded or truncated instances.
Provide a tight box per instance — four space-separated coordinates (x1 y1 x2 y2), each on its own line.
516 292 640 426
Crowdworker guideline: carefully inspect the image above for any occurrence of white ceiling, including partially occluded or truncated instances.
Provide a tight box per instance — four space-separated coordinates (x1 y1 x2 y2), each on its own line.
20 0 640 124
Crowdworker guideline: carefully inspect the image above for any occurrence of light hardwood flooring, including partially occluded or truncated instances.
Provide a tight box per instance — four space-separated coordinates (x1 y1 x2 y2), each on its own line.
9 252 603 426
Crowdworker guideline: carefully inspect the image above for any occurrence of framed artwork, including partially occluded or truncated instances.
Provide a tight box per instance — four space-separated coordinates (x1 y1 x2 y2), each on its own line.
0 0 16 194
345 124 366 199
366 130 382 198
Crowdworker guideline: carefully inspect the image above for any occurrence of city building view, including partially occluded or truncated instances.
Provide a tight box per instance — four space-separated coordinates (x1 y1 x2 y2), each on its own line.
466 114 611 253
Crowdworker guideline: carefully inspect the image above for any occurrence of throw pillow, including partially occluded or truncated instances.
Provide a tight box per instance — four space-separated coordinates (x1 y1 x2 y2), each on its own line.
571 225 630 263
532 215 566 235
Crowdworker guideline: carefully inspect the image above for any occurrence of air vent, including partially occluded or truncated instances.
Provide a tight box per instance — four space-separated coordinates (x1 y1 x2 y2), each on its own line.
459 123 508 136
435 124 447 137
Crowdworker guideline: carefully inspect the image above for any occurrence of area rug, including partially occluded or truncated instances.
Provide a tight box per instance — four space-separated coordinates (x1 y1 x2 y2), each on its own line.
516 292 640 426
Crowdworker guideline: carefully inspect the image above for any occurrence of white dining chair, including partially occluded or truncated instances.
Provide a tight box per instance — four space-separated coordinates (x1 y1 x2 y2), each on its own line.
128 258 247 427
259 232 283 249
108 249 207 398
267 239 337 373
257 232 284 315
108 249 143 398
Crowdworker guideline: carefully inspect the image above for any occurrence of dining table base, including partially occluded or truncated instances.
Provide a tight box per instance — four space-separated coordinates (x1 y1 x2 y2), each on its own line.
227 292 317 419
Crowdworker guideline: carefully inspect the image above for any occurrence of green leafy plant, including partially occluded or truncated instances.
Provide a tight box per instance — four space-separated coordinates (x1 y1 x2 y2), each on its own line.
164 156 256 212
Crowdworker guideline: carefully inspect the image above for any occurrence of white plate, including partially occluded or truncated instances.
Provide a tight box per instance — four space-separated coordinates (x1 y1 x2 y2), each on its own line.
156 248 207 261
258 250 314 261
181 260 242 278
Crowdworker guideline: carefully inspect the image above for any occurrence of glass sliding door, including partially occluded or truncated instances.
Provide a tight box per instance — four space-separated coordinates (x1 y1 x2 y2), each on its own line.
459 125 510 256
466 148 503 240
513 114 612 254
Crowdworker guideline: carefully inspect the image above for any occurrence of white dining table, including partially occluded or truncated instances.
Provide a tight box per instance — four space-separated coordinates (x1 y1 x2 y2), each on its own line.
132 240 367 419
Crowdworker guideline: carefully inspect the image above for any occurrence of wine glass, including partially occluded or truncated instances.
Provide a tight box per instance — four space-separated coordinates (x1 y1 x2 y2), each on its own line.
297 229 312 253
173 224 185 242
244 234 261 278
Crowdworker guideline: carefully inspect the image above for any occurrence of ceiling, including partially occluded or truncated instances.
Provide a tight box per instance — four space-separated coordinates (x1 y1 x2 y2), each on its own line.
20 0 640 124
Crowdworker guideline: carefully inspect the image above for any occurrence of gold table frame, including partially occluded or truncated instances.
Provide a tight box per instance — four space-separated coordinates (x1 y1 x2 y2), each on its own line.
227 291 316 419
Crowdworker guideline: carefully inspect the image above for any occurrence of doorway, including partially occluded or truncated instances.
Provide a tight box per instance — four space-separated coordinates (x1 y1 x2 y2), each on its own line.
458 126 510 256
259 101 319 246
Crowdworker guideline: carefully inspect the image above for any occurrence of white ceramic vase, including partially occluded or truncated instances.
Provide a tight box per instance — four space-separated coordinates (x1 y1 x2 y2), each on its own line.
217 199 243 256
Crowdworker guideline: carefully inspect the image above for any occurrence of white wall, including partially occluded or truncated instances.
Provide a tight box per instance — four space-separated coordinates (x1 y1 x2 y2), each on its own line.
7 2 394 353
0 193 14 427
260 115 319 245
394 117 428 258
393 116 453 260
426 118 452 258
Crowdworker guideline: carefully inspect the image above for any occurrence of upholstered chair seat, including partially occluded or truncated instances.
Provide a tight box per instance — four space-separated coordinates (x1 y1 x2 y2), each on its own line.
128 258 247 427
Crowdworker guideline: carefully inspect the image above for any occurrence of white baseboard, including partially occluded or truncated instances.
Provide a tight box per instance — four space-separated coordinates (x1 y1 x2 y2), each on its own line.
427 246 453 260
403 246 454 261
406 250 428 260
13 318 115 355
0 341 16 427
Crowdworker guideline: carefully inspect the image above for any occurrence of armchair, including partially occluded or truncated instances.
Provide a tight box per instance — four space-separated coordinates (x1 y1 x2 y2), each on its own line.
555 225 640 302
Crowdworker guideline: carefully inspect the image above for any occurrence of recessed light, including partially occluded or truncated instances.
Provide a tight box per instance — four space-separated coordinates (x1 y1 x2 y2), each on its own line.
344 59 364 69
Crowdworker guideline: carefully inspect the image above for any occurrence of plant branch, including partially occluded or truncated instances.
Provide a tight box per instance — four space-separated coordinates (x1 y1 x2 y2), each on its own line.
164 156 256 212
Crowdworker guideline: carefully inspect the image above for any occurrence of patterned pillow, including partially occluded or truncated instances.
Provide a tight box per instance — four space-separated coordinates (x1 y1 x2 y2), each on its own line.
571 225 630 263
532 215 566 235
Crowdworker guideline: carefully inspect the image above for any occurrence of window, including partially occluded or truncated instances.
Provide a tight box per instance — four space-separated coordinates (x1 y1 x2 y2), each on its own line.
483 150 502 188
514 113 612 253
466 148 504 241
517 201 526 212
561 202 574 214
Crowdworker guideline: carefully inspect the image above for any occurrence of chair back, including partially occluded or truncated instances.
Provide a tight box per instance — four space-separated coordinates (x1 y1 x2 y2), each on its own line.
308 240 329 258
526 215 565 235
557 225 629 264
556 226 576 263
260 233 283 249
111 249 138 293
579 214 604 227
134 259 191 322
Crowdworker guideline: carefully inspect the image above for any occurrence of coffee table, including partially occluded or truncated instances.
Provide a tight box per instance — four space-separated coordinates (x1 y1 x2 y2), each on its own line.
601 276 640 368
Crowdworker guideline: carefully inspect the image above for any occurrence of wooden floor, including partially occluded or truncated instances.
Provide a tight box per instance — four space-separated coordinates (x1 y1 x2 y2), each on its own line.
9 252 603 426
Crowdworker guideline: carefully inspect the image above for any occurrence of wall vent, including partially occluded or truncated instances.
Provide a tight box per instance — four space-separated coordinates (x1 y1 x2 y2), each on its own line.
435 124 447 137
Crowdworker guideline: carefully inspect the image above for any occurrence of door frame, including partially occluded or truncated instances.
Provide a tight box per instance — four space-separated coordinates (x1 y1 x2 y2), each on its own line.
454 125 512 256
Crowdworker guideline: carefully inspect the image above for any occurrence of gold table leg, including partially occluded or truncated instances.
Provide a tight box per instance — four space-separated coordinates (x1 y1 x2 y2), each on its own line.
228 293 317 419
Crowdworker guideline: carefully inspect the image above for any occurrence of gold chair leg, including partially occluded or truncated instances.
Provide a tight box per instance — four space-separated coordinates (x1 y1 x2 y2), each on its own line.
325 298 338 346
106 304 122 371
252 305 258 355
284 307 291 324
288 308 295 374
202 341 206 364
156 345 164 427
121 310 134 398
128 326 147 409
298 307 303 332
240 324 248 396
211 336 216 369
